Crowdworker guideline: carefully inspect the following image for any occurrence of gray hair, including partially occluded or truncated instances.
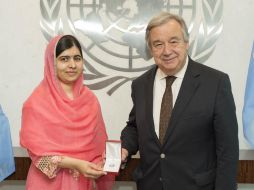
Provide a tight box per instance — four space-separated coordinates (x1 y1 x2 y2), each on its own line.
145 12 189 48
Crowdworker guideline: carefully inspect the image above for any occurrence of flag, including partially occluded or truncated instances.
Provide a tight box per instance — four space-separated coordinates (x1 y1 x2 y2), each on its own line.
0 105 15 182
243 41 254 148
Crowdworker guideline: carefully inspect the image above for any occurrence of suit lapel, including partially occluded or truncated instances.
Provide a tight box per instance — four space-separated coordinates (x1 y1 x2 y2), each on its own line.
144 66 161 146
163 59 201 145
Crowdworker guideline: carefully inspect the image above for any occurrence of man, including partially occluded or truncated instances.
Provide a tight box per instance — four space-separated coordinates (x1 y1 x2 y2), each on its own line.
121 12 238 190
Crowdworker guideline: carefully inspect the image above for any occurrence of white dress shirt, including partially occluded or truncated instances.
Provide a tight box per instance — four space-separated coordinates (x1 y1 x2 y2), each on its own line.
153 57 189 137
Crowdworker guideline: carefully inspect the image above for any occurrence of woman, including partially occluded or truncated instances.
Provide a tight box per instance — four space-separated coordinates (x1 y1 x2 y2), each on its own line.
20 35 114 189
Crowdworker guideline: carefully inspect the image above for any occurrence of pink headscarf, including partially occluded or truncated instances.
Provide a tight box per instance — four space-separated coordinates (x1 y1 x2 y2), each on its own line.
20 35 114 188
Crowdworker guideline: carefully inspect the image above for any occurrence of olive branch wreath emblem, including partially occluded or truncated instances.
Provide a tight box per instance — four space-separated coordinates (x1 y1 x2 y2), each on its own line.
188 0 223 63
40 0 223 95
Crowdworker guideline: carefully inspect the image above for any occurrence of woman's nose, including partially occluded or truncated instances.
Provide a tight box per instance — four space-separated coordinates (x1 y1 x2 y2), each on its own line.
68 58 76 68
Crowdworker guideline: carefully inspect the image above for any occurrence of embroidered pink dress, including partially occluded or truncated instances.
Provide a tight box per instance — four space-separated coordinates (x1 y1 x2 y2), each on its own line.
20 35 114 190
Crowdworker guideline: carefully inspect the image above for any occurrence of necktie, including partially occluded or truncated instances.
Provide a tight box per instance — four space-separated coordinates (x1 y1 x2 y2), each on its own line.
159 76 176 144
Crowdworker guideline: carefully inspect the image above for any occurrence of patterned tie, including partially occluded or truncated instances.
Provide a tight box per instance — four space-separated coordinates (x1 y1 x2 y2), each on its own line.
159 76 176 144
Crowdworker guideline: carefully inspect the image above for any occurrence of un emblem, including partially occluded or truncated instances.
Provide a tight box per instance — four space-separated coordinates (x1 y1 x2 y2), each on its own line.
40 0 223 95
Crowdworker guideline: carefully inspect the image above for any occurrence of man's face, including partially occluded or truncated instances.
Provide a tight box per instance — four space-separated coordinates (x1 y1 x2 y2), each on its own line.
149 19 189 75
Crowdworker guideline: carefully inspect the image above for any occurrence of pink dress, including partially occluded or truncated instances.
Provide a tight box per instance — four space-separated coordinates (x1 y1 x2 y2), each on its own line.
20 35 114 190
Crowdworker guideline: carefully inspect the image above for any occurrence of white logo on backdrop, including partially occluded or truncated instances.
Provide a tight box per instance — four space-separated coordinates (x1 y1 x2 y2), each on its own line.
40 0 223 95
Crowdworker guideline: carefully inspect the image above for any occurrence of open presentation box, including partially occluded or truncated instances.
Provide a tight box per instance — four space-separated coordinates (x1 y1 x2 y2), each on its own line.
103 140 121 173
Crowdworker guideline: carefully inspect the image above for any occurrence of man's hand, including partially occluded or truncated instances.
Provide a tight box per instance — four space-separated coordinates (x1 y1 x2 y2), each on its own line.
121 148 129 169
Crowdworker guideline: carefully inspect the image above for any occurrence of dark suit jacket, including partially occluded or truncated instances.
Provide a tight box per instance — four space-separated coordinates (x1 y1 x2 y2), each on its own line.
121 58 239 190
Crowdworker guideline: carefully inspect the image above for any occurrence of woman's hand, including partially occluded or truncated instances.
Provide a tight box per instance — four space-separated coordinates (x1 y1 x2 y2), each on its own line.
58 156 107 179
75 160 107 179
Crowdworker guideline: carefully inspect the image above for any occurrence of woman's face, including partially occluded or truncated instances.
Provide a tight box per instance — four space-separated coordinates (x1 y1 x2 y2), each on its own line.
55 45 83 88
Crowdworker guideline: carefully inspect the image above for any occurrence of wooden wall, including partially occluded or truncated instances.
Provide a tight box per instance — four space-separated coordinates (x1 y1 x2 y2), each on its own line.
5 157 254 183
